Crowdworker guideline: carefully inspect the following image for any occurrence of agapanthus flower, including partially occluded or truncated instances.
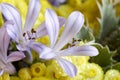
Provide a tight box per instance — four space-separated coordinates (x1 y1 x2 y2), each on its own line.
0 0 65 63
0 22 25 76
39 9 99 77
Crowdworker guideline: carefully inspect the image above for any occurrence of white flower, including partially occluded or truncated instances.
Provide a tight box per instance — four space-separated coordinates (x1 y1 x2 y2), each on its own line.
0 22 25 76
39 9 99 77
0 0 65 63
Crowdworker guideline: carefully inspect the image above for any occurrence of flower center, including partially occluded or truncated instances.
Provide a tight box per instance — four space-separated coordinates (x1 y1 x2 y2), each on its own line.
23 28 37 41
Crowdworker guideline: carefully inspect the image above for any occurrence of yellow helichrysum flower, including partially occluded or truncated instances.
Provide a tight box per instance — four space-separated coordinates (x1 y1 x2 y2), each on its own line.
30 62 46 77
78 63 104 80
36 35 50 46
67 0 82 9
40 0 53 13
63 56 90 67
0 75 2 80
0 13 3 27
104 69 120 80
45 62 63 79
1 73 10 80
10 76 20 80
0 0 15 5
32 77 50 80
18 68 31 80
56 4 74 18
59 76 72 80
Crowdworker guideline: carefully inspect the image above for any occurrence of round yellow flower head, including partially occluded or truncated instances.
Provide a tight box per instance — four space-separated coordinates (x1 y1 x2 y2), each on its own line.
67 0 82 8
36 35 50 46
32 77 50 80
0 73 10 80
59 76 72 80
63 56 90 67
104 69 120 80
30 62 46 77
78 63 104 80
18 68 31 80
56 4 74 18
10 76 20 80
0 13 3 27
0 0 15 5
45 63 62 79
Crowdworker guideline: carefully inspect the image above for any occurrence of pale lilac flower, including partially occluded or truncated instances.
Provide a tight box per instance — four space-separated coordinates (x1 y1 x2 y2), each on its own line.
0 0 65 63
39 9 99 77
0 22 25 76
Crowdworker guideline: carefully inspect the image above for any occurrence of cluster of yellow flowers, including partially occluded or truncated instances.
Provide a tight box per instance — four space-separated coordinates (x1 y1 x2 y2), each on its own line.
0 56 120 80
0 0 120 80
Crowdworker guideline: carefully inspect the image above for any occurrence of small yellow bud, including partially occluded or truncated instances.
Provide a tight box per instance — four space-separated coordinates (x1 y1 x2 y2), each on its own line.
30 63 46 77
18 68 31 80
63 56 89 66
56 5 74 18
32 77 49 80
78 63 104 80
36 36 50 46
45 64 62 79
59 76 72 80
0 75 2 80
10 76 20 80
2 73 10 80
104 69 120 80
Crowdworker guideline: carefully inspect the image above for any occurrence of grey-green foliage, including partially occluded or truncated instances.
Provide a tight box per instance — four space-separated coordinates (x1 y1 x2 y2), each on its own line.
90 43 117 72
97 0 119 39
74 25 95 42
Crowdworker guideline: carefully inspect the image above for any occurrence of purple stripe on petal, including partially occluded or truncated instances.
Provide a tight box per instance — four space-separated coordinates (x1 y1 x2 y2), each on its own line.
36 17 66 38
57 45 99 57
54 11 84 51
45 9 59 48
1 3 22 37
7 51 25 62
24 0 41 32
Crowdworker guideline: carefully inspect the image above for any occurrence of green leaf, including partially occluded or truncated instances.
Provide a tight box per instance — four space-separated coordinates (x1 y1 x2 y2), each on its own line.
90 43 116 68
111 62 120 71
74 26 95 42
97 0 119 39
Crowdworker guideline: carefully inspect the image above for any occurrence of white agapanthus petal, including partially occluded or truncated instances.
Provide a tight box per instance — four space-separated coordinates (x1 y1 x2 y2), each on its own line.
57 58 77 77
40 49 56 60
0 26 10 58
0 60 6 69
36 17 66 38
6 23 20 42
24 0 41 32
45 9 59 48
54 11 84 51
0 3 22 37
29 42 47 53
4 63 16 75
58 45 99 57
7 51 25 62
36 22 47 38
29 42 56 60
